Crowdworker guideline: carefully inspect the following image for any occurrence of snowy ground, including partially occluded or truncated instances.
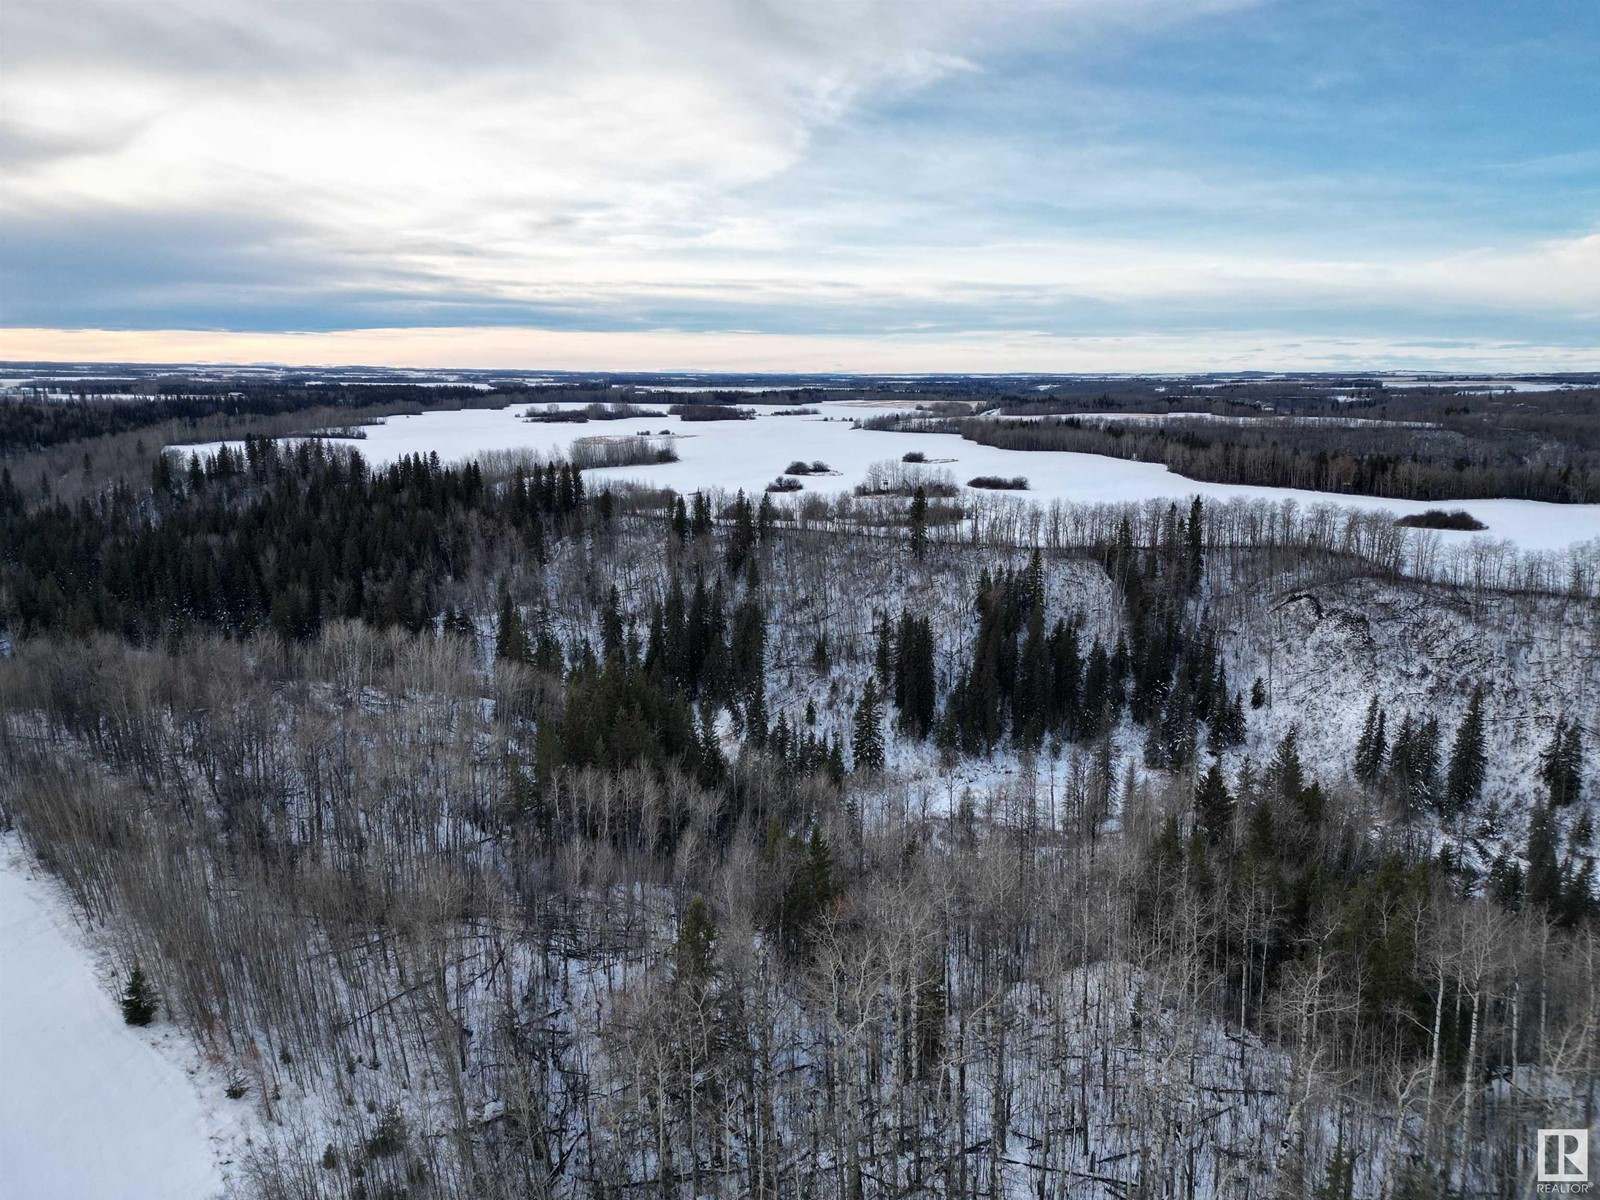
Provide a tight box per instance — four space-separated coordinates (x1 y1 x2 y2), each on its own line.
0 836 238 1200
191 404 1600 552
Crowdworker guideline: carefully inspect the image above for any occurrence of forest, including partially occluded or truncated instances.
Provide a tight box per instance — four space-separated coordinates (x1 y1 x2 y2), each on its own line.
0 384 1596 1200
839 382 1600 504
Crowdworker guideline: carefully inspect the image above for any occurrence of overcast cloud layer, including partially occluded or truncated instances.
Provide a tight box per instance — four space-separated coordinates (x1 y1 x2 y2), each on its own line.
2 0 1597 370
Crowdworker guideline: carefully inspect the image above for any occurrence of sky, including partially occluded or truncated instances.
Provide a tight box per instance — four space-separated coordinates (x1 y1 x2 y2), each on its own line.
1 0 1598 373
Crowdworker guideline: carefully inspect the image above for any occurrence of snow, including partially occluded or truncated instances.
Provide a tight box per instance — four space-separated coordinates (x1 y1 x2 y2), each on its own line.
190 404 1600 553
0 837 230 1200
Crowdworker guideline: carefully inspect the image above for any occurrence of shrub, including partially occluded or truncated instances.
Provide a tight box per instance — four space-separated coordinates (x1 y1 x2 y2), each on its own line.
901 451 927 463
569 436 679 470
966 475 1029 490
766 476 804 493
855 460 959 497
1395 508 1487 531
582 402 666 421
784 460 832 475
526 405 588 423
669 404 754 421
365 1107 408 1159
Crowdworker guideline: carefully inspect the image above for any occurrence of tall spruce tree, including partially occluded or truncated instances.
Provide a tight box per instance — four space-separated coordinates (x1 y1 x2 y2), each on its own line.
908 486 928 559
1194 761 1234 844
495 588 533 664
1270 727 1306 807
673 896 717 993
893 611 937 740
1526 805 1562 913
1540 717 1584 806
1353 697 1387 785
1186 496 1204 594
1444 686 1487 814
853 677 886 773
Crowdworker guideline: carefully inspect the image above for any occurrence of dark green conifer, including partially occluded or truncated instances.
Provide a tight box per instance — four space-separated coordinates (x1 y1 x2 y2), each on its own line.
1444 685 1487 814
120 965 158 1027
853 677 886 773
1194 760 1234 844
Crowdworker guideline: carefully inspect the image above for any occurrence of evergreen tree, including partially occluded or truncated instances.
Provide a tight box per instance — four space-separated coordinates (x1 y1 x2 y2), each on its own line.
600 585 625 662
811 631 830 673
826 733 846 786
730 595 767 697
1353 697 1387 786
1015 596 1048 748
1540 717 1584 806
1413 716 1442 811
1561 857 1597 926
1488 852 1524 909
673 895 717 993
695 711 726 789
893 611 937 740
1443 686 1487 814
725 490 757 573
1079 641 1111 739
908 485 928 559
441 604 476 642
1185 496 1204 594
1270 727 1306 808
1194 760 1234 844
762 824 839 958
1211 690 1247 750
852 677 886 773
1250 676 1267 709
1387 713 1439 814
874 617 895 687
495 588 533 664
1526 804 1563 913
120 965 158 1026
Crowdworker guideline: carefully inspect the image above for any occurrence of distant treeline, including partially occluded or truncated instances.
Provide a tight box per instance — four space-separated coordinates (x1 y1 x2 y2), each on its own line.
0 388 497 457
956 415 1600 504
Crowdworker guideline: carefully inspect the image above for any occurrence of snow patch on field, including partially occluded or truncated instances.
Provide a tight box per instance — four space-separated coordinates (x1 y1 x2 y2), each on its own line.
0 835 242 1200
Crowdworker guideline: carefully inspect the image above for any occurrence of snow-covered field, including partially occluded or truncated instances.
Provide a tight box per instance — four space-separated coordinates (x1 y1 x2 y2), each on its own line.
0 837 236 1200
194 404 1600 552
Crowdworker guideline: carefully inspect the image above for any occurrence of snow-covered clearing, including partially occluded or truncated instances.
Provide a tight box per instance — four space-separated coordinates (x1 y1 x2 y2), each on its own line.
192 404 1600 553
0 836 237 1200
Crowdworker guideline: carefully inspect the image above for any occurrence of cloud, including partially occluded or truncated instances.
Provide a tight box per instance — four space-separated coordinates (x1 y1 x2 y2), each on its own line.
2 0 1595 365
4 325 1596 375
0 0 1255 257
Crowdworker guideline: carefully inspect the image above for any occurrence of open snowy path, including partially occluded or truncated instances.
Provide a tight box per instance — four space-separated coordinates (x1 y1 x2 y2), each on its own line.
0 841 225 1200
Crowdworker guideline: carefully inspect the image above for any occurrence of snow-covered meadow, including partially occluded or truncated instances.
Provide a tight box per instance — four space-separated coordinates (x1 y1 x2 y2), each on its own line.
0 836 240 1200
195 402 1600 553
